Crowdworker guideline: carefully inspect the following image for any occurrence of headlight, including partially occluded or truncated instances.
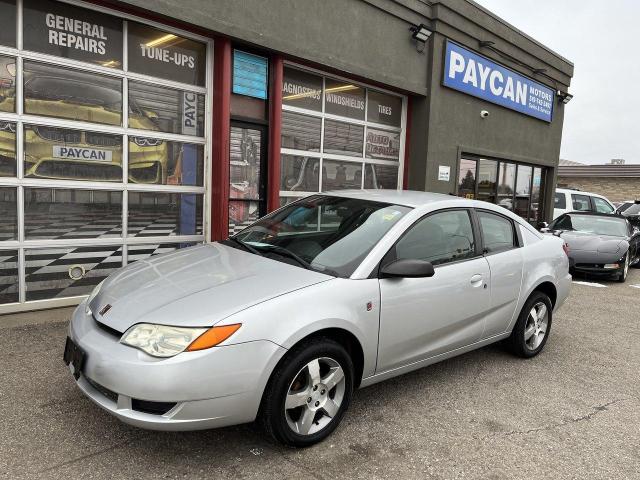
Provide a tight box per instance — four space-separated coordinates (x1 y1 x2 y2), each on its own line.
120 323 241 358
85 280 104 315
132 136 163 147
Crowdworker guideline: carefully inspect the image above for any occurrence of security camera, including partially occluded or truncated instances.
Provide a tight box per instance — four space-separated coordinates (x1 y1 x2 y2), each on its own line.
480 110 490 118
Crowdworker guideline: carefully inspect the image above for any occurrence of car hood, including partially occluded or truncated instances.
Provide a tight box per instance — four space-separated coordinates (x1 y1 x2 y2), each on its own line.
559 231 627 254
89 243 333 332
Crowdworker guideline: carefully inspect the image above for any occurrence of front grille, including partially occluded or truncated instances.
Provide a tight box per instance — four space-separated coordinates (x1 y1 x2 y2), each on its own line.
35 160 121 181
86 132 121 147
86 377 119 404
34 126 81 143
132 399 177 415
93 317 122 337
128 162 160 184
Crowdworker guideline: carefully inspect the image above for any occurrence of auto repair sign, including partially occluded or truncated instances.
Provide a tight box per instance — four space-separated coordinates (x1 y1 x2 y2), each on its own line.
443 41 554 122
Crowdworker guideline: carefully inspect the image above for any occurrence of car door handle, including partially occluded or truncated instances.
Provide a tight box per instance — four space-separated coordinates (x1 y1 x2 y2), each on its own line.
470 274 483 285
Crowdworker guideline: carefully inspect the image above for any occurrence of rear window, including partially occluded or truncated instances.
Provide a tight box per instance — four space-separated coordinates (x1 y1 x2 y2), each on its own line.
554 192 566 209
624 204 640 215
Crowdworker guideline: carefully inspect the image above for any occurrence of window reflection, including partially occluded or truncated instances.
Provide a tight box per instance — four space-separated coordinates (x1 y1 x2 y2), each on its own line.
497 162 516 210
323 120 363 157
281 155 319 192
458 158 476 199
322 160 363 190
281 111 321 152
0 55 16 113
477 159 497 203
230 127 261 199
0 121 16 177
0 187 17 241
128 192 202 237
515 165 532 219
0 250 19 304
23 61 122 126
24 125 122 182
129 137 203 186
24 188 122 239
129 81 205 136
364 164 398 189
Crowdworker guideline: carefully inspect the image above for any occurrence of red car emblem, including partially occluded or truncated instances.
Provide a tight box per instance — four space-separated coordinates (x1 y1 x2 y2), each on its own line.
99 304 112 316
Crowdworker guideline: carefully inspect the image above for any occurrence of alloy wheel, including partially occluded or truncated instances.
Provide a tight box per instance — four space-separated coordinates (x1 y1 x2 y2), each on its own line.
524 301 549 350
284 357 346 436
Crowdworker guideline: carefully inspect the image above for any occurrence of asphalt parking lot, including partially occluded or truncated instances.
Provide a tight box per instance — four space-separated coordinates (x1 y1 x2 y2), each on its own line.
2 270 640 480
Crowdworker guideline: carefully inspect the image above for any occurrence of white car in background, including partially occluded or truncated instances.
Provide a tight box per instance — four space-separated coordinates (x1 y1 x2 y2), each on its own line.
553 188 615 219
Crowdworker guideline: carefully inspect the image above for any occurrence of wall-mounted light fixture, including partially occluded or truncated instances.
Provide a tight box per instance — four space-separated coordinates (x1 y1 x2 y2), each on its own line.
556 90 573 104
409 24 432 53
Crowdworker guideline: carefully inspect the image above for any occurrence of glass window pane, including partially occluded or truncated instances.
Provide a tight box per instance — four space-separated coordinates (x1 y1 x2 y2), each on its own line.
23 0 122 67
395 210 475 265
0 187 17 241
129 137 202 186
324 78 365 120
593 197 614 214
477 159 497 203
128 192 203 237
280 155 319 193
229 200 259 237
478 211 515 253
571 194 591 211
497 163 516 210
127 242 198 264
129 81 205 136
364 164 398 189
127 21 206 86
0 0 16 47
25 245 122 301
365 127 400 161
24 61 122 126
0 121 16 176
230 126 261 199
458 158 476 199
554 192 566 209
515 165 532 218
24 188 122 239
24 125 122 182
367 90 402 127
282 67 322 111
0 250 18 304
530 167 543 222
323 119 363 157
0 55 16 113
322 160 363 191
281 111 321 152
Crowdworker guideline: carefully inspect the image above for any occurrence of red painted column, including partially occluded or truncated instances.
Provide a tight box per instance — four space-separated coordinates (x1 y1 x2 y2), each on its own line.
211 38 231 241
267 56 283 212
402 97 413 190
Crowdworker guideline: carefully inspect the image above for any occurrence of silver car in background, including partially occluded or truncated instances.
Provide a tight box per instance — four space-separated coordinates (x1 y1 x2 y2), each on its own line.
65 190 571 446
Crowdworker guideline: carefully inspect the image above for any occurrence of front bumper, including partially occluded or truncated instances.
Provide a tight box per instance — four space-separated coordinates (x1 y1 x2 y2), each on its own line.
67 302 287 431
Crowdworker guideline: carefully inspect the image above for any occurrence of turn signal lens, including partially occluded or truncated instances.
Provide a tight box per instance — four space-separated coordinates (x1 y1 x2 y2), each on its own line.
186 324 242 351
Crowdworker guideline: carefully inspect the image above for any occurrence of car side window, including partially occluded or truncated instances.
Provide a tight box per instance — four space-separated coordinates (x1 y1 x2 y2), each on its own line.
554 192 566 209
572 194 591 211
394 210 476 266
477 211 516 253
593 197 614 214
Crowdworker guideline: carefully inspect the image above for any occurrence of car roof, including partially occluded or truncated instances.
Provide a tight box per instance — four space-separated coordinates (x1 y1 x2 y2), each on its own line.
555 188 609 199
324 189 466 208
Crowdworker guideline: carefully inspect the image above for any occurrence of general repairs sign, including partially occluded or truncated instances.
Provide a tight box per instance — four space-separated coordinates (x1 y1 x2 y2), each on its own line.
443 41 554 122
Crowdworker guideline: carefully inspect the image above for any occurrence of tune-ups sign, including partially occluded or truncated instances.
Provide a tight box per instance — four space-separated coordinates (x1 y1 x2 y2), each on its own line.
443 41 554 122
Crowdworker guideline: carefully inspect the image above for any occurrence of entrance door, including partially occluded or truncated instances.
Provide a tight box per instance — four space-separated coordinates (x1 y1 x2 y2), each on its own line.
228 122 268 236
377 209 492 373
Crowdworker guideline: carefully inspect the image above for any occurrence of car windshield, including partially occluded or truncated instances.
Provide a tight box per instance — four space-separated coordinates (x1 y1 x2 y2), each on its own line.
25 77 121 108
555 214 628 237
232 195 412 277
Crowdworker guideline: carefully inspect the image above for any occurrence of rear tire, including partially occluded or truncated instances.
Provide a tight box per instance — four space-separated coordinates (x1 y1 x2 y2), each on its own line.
259 337 354 447
507 291 552 358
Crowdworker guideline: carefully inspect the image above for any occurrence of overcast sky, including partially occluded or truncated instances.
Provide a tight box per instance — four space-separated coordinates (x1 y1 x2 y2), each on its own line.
476 0 640 164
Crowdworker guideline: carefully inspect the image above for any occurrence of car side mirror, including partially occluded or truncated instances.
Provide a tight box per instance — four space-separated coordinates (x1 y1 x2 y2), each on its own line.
537 221 549 231
380 259 435 278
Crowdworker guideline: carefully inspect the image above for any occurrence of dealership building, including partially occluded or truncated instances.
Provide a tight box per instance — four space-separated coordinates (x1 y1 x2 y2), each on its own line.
0 0 573 312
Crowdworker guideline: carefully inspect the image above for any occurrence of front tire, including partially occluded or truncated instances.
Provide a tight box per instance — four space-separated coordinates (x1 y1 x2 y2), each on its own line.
616 254 629 282
259 337 354 447
507 291 552 358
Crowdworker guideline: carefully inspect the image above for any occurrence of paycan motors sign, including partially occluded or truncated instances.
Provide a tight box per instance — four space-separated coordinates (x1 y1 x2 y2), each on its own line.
443 41 554 122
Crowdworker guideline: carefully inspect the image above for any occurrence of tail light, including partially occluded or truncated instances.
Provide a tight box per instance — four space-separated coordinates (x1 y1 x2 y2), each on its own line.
562 242 570 256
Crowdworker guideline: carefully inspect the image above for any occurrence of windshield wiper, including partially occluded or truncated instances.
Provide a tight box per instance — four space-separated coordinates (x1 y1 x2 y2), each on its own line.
224 237 262 256
258 245 312 270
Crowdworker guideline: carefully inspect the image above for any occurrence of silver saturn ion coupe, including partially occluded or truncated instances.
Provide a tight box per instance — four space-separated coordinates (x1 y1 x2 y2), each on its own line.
64 190 571 446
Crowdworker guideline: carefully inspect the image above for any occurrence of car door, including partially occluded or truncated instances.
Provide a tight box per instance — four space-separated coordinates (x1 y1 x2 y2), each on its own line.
376 208 491 373
475 210 524 338
592 196 615 215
